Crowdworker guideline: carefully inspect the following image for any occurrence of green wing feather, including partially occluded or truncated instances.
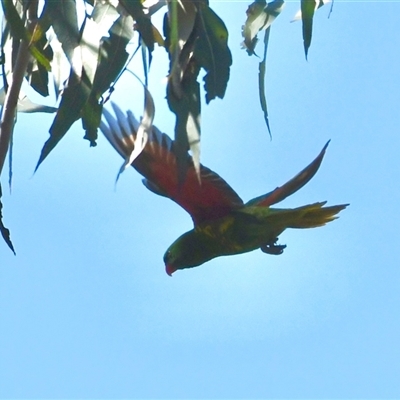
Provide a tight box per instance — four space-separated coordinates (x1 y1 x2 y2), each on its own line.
246 141 330 207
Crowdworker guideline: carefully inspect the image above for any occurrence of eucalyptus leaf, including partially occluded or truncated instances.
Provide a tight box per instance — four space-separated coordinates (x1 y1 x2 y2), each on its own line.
167 0 197 99
1 0 51 70
29 66 49 97
0 88 57 113
15 96 57 113
258 27 271 135
43 0 80 69
242 0 267 55
147 0 167 17
35 71 92 171
242 0 284 56
292 0 331 22
27 35 53 97
35 12 135 170
49 35 70 100
301 0 317 59
92 15 134 97
242 0 283 132
119 0 156 53
1 0 26 43
292 0 332 57
80 17 102 85
82 95 102 146
82 15 134 146
0 183 15 254
92 1 119 28
194 4 232 103
167 61 201 182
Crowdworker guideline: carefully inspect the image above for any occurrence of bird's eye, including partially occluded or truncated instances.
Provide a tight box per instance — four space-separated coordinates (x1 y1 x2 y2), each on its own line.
163 250 171 264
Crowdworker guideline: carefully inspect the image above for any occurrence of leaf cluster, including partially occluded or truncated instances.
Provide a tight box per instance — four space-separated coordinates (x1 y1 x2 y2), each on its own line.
0 0 333 252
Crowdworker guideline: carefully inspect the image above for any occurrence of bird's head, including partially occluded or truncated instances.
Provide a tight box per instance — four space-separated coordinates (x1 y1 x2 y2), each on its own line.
163 230 214 276
163 248 181 276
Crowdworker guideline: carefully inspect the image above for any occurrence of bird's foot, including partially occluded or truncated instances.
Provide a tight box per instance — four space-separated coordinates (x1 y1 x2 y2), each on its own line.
260 238 286 255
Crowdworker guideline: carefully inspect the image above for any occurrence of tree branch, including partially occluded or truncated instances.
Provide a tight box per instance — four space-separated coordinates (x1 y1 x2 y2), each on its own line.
0 39 31 175
0 0 39 176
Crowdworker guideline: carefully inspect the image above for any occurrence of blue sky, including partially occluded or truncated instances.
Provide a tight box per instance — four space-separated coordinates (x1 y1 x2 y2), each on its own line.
1 1 400 398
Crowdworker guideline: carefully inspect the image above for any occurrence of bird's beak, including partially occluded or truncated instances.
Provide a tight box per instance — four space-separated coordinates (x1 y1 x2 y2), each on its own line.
165 264 177 276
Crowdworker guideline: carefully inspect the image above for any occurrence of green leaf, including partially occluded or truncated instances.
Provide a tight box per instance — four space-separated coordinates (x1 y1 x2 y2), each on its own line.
292 0 332 57
0 88 57 113
82 95 102 146
242 0 283 133
28 37 52 71
258 27 271 136
1 0 51 70
1 0 26 42
164 1 201 180
27 35 53 97
48 36 69 100
147 0 167 17
35 72 92 171
92 15 134 97
301 0 317 59
166 0 197 99
35 13 135 168
35 12 135 169
292 0 331 22
91 1 119 24
0 183 15 254
167 61 201 182
80 17 102 85
242 0 267 55
43 0 80 67
29 66 49 97
119 0 156 53
194 4 232 103
242 0 284 56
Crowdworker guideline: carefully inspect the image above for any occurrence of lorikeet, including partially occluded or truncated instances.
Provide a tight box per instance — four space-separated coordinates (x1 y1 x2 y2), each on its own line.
100 104 348 275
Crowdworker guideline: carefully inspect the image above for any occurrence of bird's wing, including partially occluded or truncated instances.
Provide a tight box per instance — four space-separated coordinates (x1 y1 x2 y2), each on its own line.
100 104 244 225
246 141 330 207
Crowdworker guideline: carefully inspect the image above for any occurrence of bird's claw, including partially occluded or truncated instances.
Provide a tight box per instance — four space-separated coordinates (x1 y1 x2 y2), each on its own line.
260 238 286 255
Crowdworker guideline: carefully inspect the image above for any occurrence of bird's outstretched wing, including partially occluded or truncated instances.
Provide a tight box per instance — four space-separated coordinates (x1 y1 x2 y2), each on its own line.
246 141 330 207
100 104 244 225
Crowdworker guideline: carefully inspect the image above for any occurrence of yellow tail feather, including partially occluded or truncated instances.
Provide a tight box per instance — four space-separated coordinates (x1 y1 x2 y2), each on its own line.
287 202 349 229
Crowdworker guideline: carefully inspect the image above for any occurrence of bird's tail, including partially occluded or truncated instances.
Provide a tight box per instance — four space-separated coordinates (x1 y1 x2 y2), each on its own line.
280 202 349 229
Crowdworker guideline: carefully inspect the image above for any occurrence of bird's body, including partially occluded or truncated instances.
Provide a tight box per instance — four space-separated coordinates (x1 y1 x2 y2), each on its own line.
165 202 346 272
164 209 283 269
100 104 348 275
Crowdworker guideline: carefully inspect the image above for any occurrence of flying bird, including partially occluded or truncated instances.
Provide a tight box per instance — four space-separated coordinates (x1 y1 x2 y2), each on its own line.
100 104 348 275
